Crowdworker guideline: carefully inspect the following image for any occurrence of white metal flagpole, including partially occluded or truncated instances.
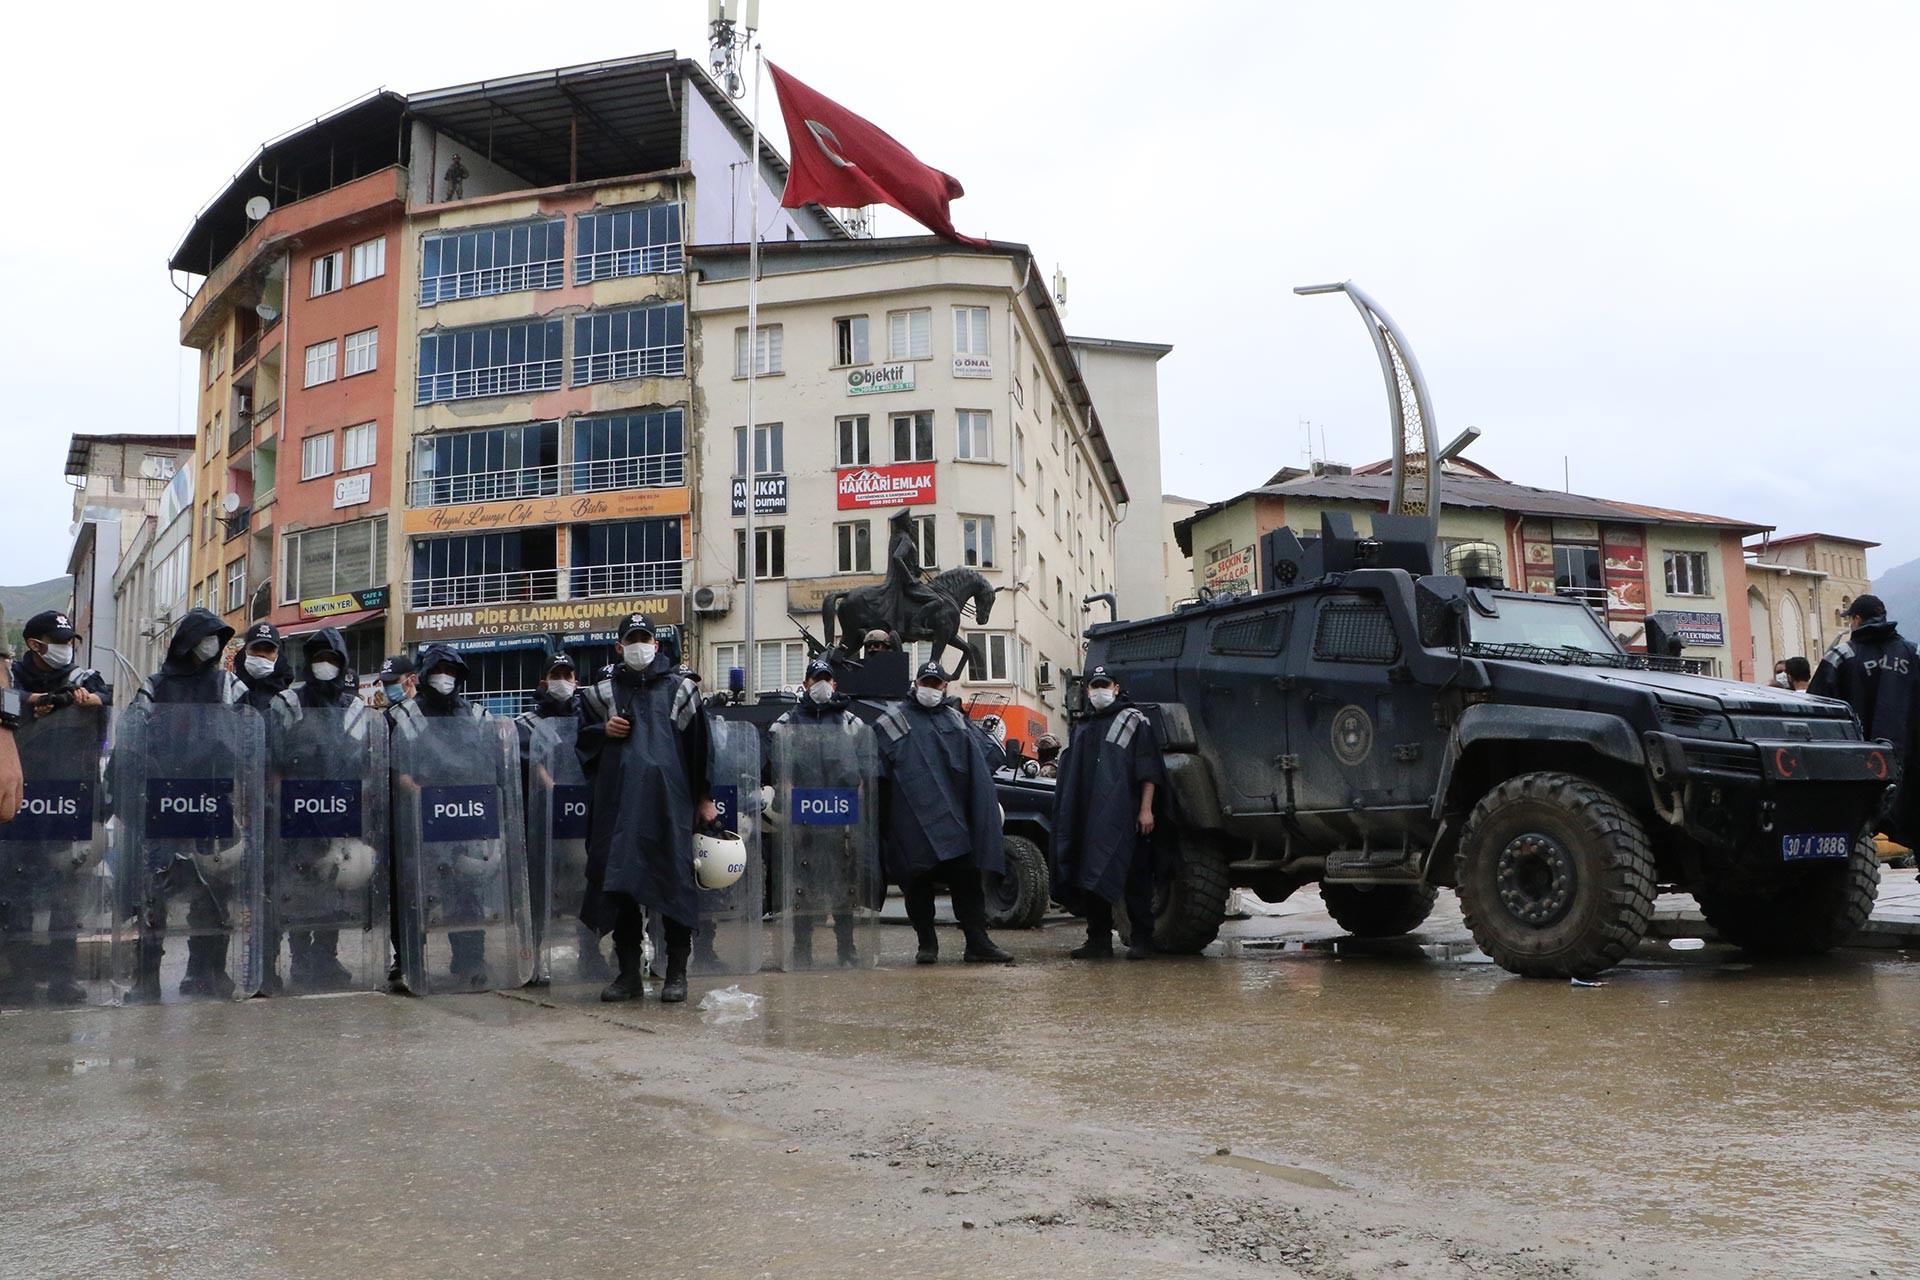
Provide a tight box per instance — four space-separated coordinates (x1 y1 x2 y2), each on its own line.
741 40 763 697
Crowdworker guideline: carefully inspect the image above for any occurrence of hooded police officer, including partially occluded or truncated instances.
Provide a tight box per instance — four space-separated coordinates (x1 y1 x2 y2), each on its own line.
231 622 293 712
874 663 1013 965
376 651 416 987
770 659 878 966
1811 594 1920 845
577 615 715 1003
1051 667 1167 960
515 655 610 985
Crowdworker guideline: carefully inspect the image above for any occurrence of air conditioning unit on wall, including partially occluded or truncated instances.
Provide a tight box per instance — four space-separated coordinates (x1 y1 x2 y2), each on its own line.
692 584 733 615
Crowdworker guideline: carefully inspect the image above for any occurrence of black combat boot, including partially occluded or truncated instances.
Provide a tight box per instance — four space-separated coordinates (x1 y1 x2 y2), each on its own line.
834 917 861 967
660 929 691 1004
180 935 235 999
1070 931 1115 960
575 928 613 983
1125 929 1155 961
914 923 939 965
962 927 1015 964
600 939 644 1002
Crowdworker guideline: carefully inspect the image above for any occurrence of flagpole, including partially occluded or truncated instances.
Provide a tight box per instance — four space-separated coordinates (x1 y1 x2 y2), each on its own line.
742 40 763 698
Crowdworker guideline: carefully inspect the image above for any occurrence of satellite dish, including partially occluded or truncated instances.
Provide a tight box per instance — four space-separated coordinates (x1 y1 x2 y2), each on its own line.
244 196 271 221
254 303 279 323
222 492 242 514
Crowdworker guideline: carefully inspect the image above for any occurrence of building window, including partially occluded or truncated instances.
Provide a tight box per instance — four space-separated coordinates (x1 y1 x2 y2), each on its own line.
956 410 992 462
409 421 559 506
1056 577 1067 619
961 515 996 569
416 318 564 403
891 411 934 463
953 306 989 356
574 202 683 283
716 640 808 692
836 415 871 467
1037 555 1049 609
1664 550 1711 597
1052 489 1064 538
420 219 566 304
834 315 869 366
341 422 377 472
304 339 338 387
409 530 556 608
1018 638 1033 690
343 327 379 377
1012 426 1026 475
1034 461 1045 505
301 433 335 481
284 516 387 604
1011 328 1024 405
836 520 872 573
978 633 1011 683
888 308 931 360
1051 402 1066 454
225 558 247 612
1553 544 1604 609
572 409 686 491
569 518 684 597
1207 541 1232 564
733 423 784 477
1014 527 1028 578
734 324 784 377
349 237 386 285
573 304 686 384
310 251 343 297
910 514 937 568
735 527 787 580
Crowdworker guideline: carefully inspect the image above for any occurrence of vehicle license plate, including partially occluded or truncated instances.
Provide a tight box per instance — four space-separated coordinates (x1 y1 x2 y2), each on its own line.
1780 833 1849 861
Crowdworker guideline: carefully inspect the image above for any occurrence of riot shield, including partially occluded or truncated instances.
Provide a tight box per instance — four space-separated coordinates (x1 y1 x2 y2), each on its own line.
0 703 113 1007
110 701 267 1003
769 716 882 971
527 717 610 985
672 715 764 976
265 703 389 994
391 714 531 994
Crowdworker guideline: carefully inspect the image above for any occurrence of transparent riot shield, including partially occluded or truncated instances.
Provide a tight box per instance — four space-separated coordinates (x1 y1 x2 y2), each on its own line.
527 717 610 986
392 714 531 994
769 716 882 971
110 701 267 1003
0 703 113 1007
265 703 389 994
675 715 764 976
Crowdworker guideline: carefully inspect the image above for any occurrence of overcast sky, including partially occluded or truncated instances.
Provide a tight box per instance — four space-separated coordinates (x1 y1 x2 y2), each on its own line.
4 1 1914 586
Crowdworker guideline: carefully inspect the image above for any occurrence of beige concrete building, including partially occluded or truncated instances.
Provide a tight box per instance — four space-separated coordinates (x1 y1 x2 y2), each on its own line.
63 434 195 682
1744 533 1877 674
1162 494 1207 605
1066 337 1173 620
687 237 1130 745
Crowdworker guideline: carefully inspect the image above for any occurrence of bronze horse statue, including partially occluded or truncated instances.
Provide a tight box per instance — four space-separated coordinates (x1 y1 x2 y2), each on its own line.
822 567 998 677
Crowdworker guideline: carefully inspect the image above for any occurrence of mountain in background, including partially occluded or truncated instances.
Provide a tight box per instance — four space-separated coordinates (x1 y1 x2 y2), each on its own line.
0 577 74 654
1874 556 1920 628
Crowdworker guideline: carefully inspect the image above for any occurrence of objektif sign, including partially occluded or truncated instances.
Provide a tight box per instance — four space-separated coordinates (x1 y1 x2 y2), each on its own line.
846 363 915 396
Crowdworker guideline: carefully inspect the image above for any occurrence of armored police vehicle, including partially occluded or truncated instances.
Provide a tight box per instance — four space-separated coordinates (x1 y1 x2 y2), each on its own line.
1084 515 1894 977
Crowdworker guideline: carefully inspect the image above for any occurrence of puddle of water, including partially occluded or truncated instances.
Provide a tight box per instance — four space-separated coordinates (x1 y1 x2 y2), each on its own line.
45 1056 156 1075
1204 1153 1349 1192
619 1089 785 1144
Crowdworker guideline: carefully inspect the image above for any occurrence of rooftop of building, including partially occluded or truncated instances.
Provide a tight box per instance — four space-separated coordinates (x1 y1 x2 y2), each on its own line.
1748 532 1881 551
1066 335 1175 357
64 434 196 480
1172 458 1769 556
690 236 1131 507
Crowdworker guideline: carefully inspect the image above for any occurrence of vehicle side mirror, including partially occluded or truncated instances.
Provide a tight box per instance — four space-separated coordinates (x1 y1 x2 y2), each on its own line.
1063 674 1087 717
1644 613 1686 657
1415 578 1471 648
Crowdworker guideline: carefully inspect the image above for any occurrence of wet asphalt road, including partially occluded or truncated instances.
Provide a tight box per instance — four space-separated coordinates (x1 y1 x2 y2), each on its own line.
2 915 1916 1278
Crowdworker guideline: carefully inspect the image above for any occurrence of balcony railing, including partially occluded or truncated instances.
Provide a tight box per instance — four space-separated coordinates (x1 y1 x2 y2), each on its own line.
227 415 253 456
416 359 563 406
420 259 565 306
249 580 273 622
222 507 251 543
570 345 685 386
1555 586 1610 614
407 559 685 610
574 242 683 283
233 333 259 370
473 689 539 717
407 454 687 508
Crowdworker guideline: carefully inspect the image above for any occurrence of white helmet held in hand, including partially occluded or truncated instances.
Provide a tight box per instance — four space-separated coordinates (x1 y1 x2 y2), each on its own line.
193 838 248 879
756 784 779 829
693 830 748 890
303 838 377 892
448 845 499 879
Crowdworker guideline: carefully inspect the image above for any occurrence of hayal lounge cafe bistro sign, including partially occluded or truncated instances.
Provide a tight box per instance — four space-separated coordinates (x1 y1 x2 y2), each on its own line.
400 487 690 536
404 594 684 644
837 463 936 510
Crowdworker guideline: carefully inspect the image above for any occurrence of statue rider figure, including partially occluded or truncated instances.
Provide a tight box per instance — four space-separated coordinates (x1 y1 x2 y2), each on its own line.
877 509 941 632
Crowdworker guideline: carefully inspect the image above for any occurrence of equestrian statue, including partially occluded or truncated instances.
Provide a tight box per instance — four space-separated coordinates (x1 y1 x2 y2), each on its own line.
821 510 998 677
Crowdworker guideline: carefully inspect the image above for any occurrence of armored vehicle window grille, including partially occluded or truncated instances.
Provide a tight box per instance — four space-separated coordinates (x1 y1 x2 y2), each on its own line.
1103 625 1186 663
1210 610 1290 656
1313 598 1399 663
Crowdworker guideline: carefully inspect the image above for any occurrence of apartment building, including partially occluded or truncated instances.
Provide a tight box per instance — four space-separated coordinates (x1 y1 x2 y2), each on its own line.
62 433 195 682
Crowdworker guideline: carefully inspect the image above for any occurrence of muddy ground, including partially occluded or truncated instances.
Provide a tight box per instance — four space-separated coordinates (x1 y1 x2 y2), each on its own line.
1 907 1914 1279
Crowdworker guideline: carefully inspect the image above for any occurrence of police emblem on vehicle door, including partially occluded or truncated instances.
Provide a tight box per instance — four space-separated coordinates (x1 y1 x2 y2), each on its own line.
1331 704 1374 766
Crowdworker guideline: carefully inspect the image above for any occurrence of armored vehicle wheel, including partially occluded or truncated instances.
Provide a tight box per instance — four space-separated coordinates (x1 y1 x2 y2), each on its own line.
1455 772 1655 978
1320 883 1439 938
985 835 1050 929
1151 831 1233 954
1695 835 1879 955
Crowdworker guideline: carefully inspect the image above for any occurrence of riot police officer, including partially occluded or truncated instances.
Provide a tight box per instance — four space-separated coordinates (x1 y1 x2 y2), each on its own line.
377 652 416 713
874 663 1013 965
231 622 293 711
516 655 609 984
770 660 879 966
1811 594 1920 846
1051 666 1166 960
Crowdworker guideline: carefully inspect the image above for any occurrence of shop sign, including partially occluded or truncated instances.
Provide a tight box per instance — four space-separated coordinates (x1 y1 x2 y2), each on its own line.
846 363 915 396
403 593 684 643
1667 610 1726 646
1600 525 1648 618
1203 546 1255 595
333 474 372 509
300 586 389 618
836 463 936 509
730 474 788 517
952 355 992 379
401 487 690 536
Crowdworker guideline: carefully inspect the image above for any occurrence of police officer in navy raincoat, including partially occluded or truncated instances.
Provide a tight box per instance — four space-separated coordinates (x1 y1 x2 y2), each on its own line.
1811 594 1920 846
873 663 1012 965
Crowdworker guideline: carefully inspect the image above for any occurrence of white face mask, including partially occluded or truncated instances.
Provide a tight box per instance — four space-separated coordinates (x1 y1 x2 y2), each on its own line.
1772 673 1791 689
193 636 223 662
547 678 577 699
1088 687 1117 711
309 662 342 682
807 681 836 704
39 642 73 668
914 685 945 708
426 673 457 695
244 654 277 679
623 642 658 669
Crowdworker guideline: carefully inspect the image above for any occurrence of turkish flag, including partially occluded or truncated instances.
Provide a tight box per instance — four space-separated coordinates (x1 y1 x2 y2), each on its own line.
768 62 986 246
